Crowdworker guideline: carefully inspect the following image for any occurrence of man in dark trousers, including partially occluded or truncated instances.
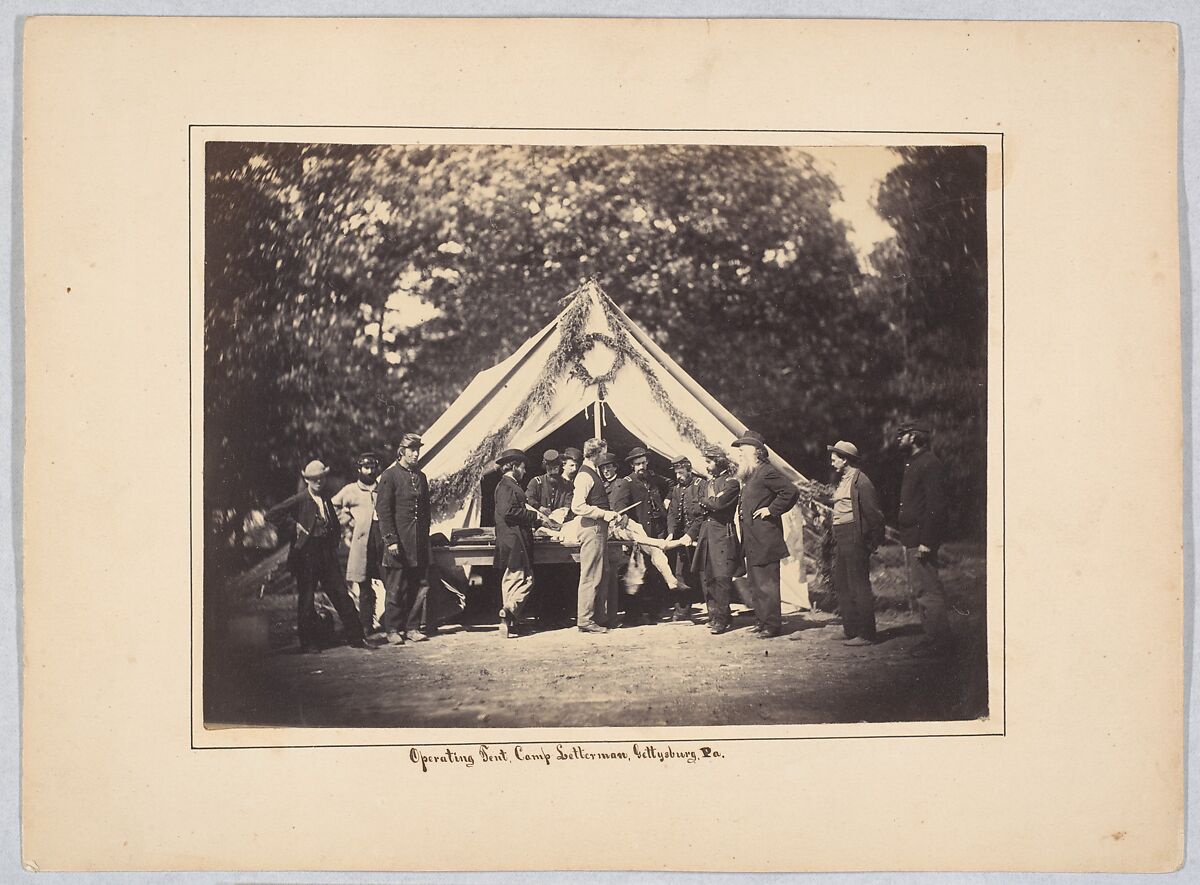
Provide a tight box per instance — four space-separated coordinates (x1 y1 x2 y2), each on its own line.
666 455 704 622
731 431 800 638
526 448 575 629
375 432 433 646
267 459 371 653
494 448 545 638
825 440 886 645
897 421 951 656
687 444 741 635
609 446 671 625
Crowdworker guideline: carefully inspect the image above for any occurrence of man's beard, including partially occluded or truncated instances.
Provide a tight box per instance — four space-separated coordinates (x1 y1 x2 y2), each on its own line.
735 448 759 482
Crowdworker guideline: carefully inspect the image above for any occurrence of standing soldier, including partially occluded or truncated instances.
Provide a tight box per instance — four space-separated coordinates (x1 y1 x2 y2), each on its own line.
825 440 886 646
732 431 800 638
688 444 741 635
332 451 385 635
665 455 704 622
375 433 434 646
494 449 544 639
267 459 372 653
897 421 951 657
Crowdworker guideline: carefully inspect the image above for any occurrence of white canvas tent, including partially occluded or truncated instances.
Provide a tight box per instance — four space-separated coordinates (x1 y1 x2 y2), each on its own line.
419 281 813 610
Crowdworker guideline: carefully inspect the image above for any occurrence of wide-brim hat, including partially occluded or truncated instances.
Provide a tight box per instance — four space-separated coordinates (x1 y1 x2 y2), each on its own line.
827 440 860 461
562 447 583 463
731 430 766 448
496 448 528 467
670 455 692 469
398 432 423 450
624 446 649 463
595 452 619 470
542 448 561 465
301 459 331 479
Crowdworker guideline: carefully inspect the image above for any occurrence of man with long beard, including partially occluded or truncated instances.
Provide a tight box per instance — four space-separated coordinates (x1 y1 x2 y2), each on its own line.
731 431 800 638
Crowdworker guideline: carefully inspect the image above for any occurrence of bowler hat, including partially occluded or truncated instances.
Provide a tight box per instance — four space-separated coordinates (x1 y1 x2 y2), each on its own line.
398 432 423 451
731 430 766 448
562 447 583 463
827 440 861 461
595 452 619 470
542 449 561 465
624 446 650 463
301 459 331 479
496 448 527 467
670 455 692 469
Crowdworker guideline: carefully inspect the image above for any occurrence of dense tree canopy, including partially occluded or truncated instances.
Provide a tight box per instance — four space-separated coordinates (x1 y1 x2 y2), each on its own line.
204 142 988 545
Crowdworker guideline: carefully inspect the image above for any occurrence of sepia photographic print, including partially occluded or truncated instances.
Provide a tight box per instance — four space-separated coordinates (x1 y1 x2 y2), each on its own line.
195 129 1002 740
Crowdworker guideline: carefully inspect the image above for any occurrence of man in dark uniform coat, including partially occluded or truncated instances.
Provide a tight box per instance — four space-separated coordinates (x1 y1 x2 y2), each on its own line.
375 432 433 645
732 431 800 638
525 449 574 629
609 446 671 624
687 444 741 635
494 448 544 638
267 459 370 653
526 449 572 515
897 421 951 656
666 455 704 622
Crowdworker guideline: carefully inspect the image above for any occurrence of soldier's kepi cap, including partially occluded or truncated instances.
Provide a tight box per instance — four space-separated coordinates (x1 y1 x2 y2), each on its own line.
624 446 650 463
542 449 561 465
898 420 931 436
398 432 423 450
496 448 527 467
700 444 727 461
731 429 767 448
561 447 583 463
356 451 380 466
670 455 692 469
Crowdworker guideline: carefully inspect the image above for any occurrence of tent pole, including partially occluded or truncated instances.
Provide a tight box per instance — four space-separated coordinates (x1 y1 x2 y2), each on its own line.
594 395 603 440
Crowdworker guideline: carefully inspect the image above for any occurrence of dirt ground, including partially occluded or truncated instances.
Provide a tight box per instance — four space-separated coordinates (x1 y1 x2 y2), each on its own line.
204 552 990 728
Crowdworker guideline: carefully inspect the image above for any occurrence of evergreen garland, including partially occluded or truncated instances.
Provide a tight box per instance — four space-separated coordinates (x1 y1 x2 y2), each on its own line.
428 281 729 519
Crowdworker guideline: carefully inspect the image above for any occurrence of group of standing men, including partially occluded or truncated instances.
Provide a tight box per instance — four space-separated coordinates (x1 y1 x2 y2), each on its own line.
823 420 951 657
267 432 435 652
267 420 953 658
517 431 804 639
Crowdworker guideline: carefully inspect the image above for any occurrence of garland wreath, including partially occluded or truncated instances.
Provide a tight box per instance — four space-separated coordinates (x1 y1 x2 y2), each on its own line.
428 281 720 519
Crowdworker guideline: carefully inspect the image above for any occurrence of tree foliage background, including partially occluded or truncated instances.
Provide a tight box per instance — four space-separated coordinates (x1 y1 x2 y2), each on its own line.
204 142 988 555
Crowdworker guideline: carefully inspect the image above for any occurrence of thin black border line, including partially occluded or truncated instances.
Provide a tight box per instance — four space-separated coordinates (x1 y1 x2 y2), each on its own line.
1001 132 1007 736
193 125 1003 135
189 124 1006 750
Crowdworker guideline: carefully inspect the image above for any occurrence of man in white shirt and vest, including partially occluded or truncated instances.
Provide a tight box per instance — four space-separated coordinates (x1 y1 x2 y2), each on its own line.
570 438 625 633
